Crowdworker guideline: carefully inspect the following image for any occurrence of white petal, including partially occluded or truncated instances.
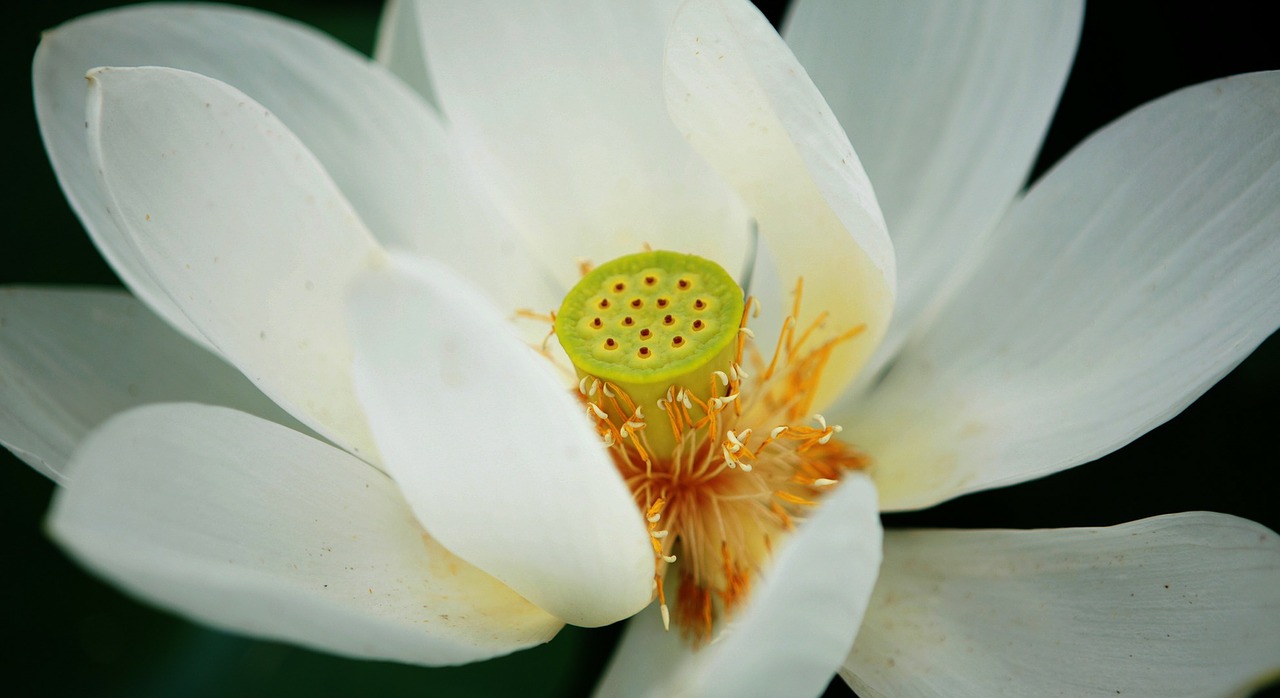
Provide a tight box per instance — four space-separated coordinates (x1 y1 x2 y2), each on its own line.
845 513 1280 698
86 66 385 462
374 0 438 107
664 0 896 411
49 403 562 666
0 287 306 484
346 254 652 627
36 5 539 300
844 72 1280 510
410 0 753 286
593 604 688 698
596 475 882 698
784 0 1082 387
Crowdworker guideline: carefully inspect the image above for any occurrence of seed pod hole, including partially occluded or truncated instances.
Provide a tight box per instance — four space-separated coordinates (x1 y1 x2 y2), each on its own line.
623 316 635 326
638 346 651 358
672 336 685 347
694 299 706 310
692 320 705 331
663 314 675 326
604 338 617 349
631 298 644 309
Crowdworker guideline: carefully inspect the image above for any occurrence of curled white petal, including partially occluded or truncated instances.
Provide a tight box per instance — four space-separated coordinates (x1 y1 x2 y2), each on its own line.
49 404 562 665
347 253 652 627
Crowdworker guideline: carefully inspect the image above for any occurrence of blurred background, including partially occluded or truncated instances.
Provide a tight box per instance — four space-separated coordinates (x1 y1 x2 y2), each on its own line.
2 2 1276 696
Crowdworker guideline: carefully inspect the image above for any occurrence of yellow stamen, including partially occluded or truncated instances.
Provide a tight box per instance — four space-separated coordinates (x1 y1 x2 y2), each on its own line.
541 251 871 643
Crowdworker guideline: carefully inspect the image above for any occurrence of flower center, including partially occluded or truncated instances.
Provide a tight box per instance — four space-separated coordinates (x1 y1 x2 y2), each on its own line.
554 251 744 455
554 251 870 643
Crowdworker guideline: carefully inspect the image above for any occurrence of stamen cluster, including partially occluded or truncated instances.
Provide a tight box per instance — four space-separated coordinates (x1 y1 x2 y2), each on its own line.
573 281 869 642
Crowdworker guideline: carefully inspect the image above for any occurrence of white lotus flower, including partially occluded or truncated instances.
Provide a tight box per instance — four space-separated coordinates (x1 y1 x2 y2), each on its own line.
3 1 1279 696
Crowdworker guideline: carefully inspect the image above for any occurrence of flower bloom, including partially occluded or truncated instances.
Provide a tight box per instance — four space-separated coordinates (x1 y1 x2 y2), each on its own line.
3 1 1279 696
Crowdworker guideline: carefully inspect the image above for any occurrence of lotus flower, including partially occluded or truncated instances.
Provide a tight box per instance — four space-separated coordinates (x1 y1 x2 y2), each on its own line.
3 1 1278 696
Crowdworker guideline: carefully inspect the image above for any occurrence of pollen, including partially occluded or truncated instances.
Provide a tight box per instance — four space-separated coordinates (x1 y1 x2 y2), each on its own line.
552 250 870 645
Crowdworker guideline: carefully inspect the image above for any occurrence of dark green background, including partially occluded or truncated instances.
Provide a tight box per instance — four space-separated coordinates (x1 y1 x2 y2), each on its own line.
2 2 1276 696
